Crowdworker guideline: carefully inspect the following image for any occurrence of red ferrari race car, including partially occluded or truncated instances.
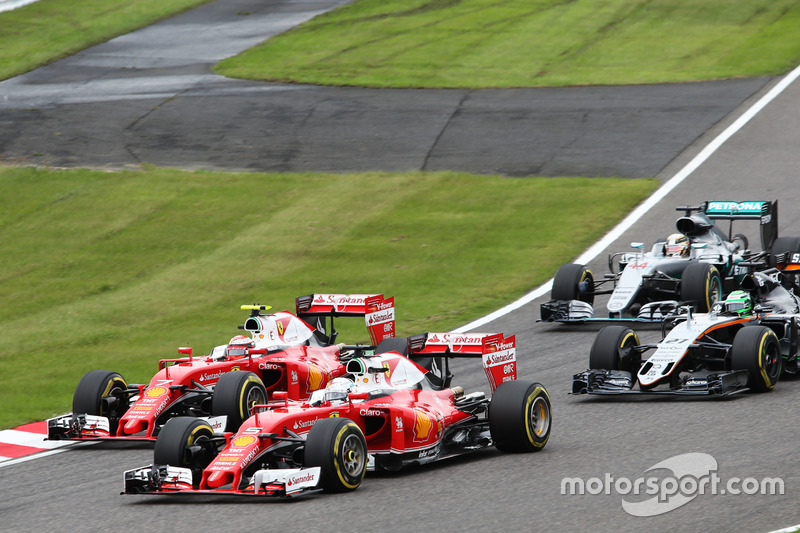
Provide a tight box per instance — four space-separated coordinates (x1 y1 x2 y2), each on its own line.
123 332 551 498
48 294 395 442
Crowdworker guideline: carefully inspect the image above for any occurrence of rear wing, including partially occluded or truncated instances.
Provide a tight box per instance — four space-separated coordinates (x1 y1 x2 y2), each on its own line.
295 294 395 345
407 332 517 392
676 200 778 251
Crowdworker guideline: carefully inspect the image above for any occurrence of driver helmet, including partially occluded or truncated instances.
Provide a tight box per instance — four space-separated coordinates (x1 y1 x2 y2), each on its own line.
666 233 690 257
723 290 753 316
323 377 356 404
225 334 254 358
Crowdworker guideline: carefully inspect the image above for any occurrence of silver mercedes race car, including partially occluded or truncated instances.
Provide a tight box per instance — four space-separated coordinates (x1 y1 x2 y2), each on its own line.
540 200 779 323
571 250 800 396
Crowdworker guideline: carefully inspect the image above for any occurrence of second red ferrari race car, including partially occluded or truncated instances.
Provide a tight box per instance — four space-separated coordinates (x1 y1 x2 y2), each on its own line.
48 294 395 442
123 332 551 497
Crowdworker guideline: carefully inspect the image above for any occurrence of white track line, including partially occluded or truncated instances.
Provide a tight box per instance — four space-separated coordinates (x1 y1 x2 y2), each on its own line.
454 63 800 334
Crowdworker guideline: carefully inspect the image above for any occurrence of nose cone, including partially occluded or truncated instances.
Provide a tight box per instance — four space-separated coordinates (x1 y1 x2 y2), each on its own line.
121 418 146 435
205 470 233 489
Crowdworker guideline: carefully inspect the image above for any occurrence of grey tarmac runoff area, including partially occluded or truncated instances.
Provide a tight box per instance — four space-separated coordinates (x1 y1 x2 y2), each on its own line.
3 0 800 532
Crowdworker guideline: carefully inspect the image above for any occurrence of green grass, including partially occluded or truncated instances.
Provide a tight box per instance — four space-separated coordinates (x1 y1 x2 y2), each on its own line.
215 0 800 88
0 0 213 80
0 166 658 428
3 0 800 86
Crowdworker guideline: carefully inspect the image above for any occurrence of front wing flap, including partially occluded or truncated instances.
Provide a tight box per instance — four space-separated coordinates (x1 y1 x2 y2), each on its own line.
571 369 750 396
48 413 112 440
123 464 322 498
540 299 682 323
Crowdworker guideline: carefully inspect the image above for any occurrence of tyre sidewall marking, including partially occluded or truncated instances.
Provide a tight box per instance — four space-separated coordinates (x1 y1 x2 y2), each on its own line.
525 386 551 448
333 423 363 489
758 330 778 389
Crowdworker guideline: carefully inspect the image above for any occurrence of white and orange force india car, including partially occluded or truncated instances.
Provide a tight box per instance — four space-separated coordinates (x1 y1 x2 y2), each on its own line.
572 257 800 396
48 294 396 442
541 200 778 323
123 333 552 498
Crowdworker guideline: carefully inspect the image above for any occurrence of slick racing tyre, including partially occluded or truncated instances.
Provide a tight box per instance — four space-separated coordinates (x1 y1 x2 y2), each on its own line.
211 371 266 432
731 326 781 392
589 326 641 374
489 380 551 453
551 263 594 305
154 417 215 486
680 262 722 312
304 418 367 492
72 370 129 433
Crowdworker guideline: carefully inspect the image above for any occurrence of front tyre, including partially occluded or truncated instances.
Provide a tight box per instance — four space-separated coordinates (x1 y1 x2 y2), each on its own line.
489 380 551 453
72 370 129 433
589 326 641 373
731 326 781 392
551 263 594 305
211 371 266 431
304 418 367 492
153 417 215 486
680 262 722 312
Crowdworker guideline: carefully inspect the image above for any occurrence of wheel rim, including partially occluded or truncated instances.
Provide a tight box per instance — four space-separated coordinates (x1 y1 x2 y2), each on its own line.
341 434 366 477
529 396 551 437
245 386 266 417
763 341 781 382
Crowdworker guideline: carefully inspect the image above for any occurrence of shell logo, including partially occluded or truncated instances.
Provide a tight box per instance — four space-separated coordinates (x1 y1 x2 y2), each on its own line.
307 365 324 390
232 435 257 447
414 410 432 441
145 387 168 398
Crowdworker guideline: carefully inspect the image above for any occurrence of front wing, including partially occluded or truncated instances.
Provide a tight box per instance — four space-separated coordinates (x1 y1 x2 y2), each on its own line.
540 300 682 323
571 369 750 396
123 464 322 498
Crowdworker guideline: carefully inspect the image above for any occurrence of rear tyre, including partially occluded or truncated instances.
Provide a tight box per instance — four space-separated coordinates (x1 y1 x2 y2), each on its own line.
731 326 781 392
589 326 641 373
153 417 215 486
72 370 129 433
304 418 367 492
680 262 722 312
211 371 266 432
489 380 551 453
551 263 594 305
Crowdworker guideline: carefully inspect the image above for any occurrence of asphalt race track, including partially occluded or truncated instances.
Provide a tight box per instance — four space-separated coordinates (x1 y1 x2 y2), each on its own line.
3 1 800 532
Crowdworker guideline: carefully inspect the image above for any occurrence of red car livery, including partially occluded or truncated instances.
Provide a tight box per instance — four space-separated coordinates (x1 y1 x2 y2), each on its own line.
48 294 395 442
123 332 552 497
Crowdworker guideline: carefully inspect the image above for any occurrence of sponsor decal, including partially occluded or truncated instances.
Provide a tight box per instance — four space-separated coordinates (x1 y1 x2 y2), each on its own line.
133 406 152 412
232 435 257 447
307 365 323 390
259 362 282 371
215 456 239 463
240 446 261 468
395 416 404 431
414 409 442 441
427 333 484 345
291 370 298 383
200 371 227 382
145 387 168 398
293 418 320 431
485 352 514 365
707 201 764 214
329 412 340 418
359 408 384 417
